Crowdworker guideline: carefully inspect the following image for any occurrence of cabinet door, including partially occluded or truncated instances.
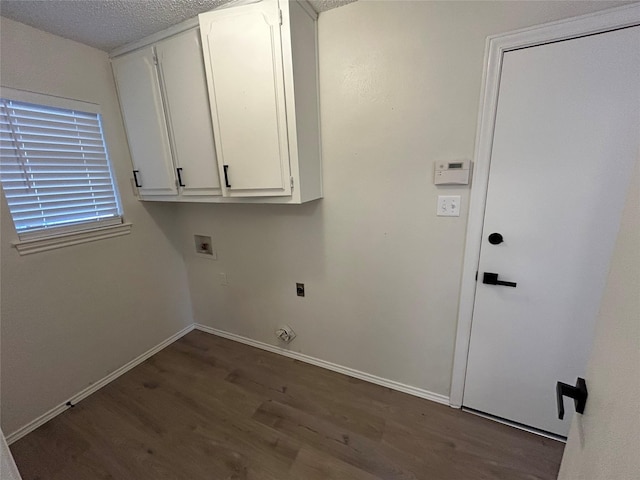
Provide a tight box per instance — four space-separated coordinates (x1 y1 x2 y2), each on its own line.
200 0 292 197
156 29 221 196
112 47 177 196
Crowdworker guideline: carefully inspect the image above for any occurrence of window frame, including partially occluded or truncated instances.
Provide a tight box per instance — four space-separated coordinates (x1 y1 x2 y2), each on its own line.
0 87 131 254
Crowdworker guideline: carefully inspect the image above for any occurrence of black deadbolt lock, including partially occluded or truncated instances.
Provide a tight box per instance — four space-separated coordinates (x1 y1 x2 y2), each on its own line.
488 233 504 245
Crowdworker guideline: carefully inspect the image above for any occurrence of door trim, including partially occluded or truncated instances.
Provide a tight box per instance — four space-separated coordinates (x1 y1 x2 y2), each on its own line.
449 3 640 408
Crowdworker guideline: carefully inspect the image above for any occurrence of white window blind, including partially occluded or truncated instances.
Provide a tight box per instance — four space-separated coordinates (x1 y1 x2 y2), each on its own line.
0 96 122 239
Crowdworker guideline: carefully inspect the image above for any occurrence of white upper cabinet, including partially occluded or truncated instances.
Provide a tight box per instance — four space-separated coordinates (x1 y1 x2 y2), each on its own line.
112 47 177 196
200 0 290 197
112 29 221 198
112 0 321 204
155 29 221 196
199 0 322 203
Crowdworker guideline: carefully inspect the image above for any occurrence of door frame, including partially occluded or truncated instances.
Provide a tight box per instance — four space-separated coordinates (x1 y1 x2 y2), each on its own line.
449 3 640 408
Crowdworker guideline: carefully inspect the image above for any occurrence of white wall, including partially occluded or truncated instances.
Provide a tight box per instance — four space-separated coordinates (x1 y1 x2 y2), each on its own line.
0 17 193 435
558 158 639 478
177 1 631 397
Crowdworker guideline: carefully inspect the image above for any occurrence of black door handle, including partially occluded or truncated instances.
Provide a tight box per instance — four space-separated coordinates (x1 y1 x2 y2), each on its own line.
132 170 141 188
176 167 185 187
223 165 231 188
556 377 588 420
482 272 517 287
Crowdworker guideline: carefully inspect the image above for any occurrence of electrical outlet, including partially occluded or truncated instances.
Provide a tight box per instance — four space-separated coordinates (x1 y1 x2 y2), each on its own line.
296 283 305 297
220 272 229 286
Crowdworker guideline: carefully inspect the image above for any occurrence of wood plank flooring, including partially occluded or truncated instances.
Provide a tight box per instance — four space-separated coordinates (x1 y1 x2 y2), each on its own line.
10 330 564 479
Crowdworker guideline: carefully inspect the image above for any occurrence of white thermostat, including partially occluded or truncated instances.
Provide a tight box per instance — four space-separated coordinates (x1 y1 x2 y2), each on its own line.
434 160 472 185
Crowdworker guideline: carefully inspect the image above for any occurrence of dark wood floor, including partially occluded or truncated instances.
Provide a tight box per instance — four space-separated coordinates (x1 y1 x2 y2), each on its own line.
10 330 564 479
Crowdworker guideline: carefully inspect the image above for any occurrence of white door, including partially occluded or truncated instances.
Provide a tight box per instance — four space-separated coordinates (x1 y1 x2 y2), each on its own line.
156 29 221 196
111 47 177 196
463 26 640 436
199 0 292 197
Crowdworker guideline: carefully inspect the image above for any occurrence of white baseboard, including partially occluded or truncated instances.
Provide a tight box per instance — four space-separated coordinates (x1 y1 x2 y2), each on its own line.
6 324 195 445
194 324 450 406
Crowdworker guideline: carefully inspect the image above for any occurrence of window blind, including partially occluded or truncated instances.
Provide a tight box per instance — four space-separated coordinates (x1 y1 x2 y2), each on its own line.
0 98 122 239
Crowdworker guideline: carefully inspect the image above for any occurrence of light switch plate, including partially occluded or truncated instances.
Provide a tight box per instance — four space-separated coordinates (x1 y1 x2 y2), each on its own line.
437 195 461 217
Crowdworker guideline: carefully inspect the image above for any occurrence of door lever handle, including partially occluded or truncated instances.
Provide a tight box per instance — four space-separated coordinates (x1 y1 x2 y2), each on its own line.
556 377 588 420
482 272 517 287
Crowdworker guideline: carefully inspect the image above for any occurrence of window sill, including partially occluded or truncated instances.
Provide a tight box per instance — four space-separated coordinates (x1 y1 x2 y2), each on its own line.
12 223 132 256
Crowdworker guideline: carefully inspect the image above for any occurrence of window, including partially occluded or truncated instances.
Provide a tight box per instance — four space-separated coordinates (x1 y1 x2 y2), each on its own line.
0 89 127 252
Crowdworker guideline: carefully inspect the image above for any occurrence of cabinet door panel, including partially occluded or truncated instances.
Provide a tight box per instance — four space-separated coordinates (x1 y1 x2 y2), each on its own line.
200 0 292 197
156 29 221 196
112 47 177 195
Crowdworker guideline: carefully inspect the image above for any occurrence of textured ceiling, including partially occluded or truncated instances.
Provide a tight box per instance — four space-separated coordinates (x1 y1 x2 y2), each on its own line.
0 0 357 52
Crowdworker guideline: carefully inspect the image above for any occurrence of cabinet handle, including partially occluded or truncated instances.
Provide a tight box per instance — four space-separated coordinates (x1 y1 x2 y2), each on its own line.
176 168 185 187
132 170 142 188
223 165 231 188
